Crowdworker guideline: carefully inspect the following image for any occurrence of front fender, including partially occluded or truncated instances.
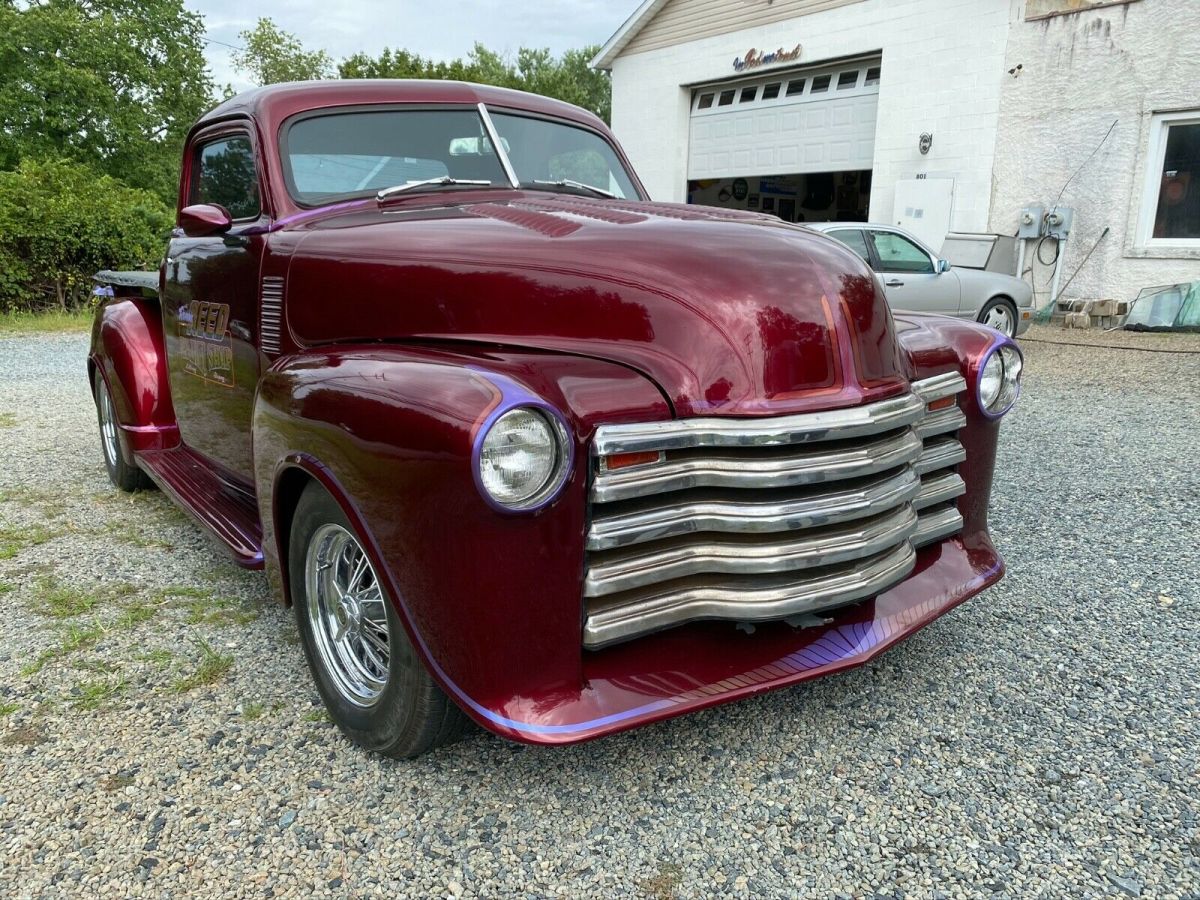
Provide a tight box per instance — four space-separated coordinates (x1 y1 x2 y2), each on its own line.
252 345 669 737
88 296 179 458
894 312 1013 539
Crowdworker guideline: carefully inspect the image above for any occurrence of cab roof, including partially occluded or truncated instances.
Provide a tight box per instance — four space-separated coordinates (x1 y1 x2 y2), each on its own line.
199 80 606 134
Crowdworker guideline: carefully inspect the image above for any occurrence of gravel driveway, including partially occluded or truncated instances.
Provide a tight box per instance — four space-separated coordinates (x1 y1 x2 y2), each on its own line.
1 326 1197 898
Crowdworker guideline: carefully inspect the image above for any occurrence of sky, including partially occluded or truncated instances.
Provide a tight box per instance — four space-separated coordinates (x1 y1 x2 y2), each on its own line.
187 0 638 92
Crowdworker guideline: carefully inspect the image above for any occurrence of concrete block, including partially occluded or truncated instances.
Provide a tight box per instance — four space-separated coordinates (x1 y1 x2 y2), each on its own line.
1115 300 1131 315
1089 299 1117 317
1065 312 1092 329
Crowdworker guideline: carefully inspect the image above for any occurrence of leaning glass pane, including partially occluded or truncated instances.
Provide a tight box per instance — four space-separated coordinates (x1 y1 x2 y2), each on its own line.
1153 122 1200 239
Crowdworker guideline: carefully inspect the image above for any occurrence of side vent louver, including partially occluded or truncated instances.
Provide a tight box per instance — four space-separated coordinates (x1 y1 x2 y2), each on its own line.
260 276 284 355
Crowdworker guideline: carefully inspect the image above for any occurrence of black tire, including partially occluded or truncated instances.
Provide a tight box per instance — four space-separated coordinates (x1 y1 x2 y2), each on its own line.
288 482 468 758
977 296 1018 339
93 370 151 492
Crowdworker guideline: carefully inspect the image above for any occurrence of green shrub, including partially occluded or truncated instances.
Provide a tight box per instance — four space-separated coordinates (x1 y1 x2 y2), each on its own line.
0 158 172 312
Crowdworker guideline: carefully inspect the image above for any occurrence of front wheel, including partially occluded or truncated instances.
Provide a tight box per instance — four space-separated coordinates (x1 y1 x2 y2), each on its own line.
93 370 151 491
978 297 1018 338
288 482 468 758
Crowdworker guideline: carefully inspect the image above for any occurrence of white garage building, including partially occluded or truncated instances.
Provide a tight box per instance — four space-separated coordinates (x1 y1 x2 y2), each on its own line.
594 0 1011 246
595 0 1200 309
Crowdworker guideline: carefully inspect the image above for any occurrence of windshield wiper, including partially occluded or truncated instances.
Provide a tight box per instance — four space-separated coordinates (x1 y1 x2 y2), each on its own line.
530 179 616 199
377 177 493 200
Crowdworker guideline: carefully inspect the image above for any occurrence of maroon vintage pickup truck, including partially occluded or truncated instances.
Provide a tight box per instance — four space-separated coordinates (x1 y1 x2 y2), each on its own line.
91 80 1021 757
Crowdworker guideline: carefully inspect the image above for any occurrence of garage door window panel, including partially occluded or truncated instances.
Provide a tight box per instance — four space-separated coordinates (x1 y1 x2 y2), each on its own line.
870 232 934 274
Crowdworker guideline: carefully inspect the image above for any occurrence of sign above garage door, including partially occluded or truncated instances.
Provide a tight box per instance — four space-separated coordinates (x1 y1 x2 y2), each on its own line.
688 58 881 180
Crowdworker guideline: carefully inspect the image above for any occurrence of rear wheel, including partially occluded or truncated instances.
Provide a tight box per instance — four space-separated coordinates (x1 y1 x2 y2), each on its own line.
93 370 151 491
978 297 1018 338
288 482 467 758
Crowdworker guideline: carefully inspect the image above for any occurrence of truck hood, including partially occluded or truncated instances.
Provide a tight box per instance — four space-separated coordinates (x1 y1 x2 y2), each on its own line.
283 194 907 417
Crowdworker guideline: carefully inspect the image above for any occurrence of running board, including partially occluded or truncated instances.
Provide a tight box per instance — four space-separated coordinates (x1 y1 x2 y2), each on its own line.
136 446 264 569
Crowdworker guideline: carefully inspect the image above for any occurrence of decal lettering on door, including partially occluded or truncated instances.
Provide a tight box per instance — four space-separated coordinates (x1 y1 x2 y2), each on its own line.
178 301 235 387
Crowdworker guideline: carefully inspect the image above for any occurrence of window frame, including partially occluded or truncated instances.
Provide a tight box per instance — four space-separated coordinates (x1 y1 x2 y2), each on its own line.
1136 109 1200 250
866 228 936 275
187 127 264 224
825 228 874 267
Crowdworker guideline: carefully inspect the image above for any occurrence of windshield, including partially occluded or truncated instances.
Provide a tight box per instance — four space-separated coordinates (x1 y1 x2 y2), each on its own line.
489 112 638 199
282 108 509 205
281 106 640 206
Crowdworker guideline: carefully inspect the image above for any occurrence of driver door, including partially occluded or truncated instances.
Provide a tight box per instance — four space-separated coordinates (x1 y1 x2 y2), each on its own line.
866 229 961 316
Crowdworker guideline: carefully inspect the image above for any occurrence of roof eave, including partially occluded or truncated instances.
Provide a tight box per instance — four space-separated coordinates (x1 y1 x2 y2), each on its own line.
592 0 671 70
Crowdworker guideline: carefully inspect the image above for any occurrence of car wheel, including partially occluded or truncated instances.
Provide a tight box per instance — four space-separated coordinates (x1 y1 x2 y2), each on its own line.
978 297 1018 338
288 482 468 758
93 370 151 491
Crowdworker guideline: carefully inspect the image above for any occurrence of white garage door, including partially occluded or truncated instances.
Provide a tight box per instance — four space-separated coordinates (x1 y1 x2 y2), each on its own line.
688 60 881 179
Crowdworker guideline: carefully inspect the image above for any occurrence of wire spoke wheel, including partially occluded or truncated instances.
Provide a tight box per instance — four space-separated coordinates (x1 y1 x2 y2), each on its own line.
304 524 391 707
97 380 119 468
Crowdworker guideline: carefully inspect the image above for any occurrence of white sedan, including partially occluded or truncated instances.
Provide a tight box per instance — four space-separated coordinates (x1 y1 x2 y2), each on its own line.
808 222 1034 338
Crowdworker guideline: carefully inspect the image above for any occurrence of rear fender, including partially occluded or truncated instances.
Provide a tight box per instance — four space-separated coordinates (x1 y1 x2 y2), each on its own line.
252 344 669 735
89 295 179 459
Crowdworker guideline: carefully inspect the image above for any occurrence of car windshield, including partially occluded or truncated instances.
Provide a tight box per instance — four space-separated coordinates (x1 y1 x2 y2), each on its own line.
488 112 639 200
282 106 640 206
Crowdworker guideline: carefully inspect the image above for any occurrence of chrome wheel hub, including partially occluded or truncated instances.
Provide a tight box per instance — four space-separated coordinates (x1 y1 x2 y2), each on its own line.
98 381 118 467
984 305 1014 337
304 524 391 707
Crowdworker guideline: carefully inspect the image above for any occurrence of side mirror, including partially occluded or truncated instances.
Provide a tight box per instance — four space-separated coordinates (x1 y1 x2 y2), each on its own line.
936 258 952 274
179 204 233 237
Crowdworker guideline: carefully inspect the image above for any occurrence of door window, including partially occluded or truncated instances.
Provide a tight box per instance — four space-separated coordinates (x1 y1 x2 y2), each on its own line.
826 229 872 264
192 136 261 220
869 231 934 273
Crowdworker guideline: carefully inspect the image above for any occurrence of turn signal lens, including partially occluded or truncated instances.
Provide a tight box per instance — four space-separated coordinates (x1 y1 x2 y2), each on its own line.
602 451 664 471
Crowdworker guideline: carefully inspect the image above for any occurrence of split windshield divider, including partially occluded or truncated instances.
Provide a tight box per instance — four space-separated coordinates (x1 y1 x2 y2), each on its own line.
477 102 521 189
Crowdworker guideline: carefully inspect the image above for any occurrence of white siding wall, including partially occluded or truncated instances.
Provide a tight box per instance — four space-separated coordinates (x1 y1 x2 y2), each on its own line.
609 0 1013 233
990 0 1200 303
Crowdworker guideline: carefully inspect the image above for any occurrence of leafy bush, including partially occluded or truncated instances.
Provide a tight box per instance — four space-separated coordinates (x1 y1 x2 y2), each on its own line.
0 158 172 312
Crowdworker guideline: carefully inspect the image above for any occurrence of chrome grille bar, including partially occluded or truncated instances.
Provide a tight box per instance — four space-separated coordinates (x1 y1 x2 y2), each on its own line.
584 543 917 648
592 392 926 454
585 505 918 598
588 467 921 552
583 373 971 649
593 428 922 503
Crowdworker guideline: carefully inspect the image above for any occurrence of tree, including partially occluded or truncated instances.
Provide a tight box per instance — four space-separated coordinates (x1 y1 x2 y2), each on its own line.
232 18 333 86
338 43 611 124
0 0 214 202
0 158 173 312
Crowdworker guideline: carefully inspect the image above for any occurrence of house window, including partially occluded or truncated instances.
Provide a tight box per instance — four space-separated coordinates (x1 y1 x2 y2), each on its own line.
1138 111 1200 247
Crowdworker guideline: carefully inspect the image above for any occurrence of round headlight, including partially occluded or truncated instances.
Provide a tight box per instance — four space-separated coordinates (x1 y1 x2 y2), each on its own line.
979 352 1004 411
978 344 1022 417
478 407 568 510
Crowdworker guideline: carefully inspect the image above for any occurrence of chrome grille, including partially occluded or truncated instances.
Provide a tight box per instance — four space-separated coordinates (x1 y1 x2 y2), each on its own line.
583 373 968 649
260 276 284 355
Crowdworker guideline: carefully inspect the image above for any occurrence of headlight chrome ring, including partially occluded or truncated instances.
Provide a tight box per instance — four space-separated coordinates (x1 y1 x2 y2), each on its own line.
472 385 573 513
976 341 1023 419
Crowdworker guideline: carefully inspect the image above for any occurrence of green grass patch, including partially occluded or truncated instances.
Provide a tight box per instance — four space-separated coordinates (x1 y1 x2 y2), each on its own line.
115 598 162 629
0 309 92 334
109 523 174 551
182 592 259 627
0 702 18 717
301 708 330 723
22 621 106 676
70 676 128 710
0 413 16 428
0 581 13 595
135 648 174 668
0 524 59 560
241 701 266 720
173 635 233 693
28 578 136 619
